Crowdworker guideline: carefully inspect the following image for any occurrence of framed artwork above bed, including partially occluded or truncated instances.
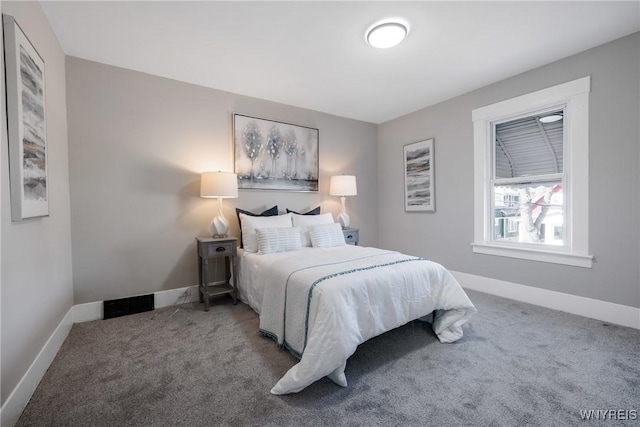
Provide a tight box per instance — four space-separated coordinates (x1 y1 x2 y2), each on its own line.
233 114 319 192
404 138 435 212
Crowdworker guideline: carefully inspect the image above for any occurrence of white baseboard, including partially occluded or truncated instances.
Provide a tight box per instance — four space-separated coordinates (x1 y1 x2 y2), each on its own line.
0 285 200 427
153 285 200 311
74 285 200 323
0 307 74 427
452 270 640 330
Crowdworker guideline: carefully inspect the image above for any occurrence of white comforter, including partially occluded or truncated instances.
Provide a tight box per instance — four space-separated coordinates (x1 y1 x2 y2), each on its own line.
238 245 476 394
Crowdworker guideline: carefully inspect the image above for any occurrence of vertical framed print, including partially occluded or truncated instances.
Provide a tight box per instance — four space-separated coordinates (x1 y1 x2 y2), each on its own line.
404 138 435 212
3 15 49 220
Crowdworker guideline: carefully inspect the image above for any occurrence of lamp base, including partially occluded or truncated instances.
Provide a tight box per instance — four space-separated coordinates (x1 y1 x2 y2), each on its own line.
337 216 350 229
209 217 229 238
209 198 230 237
337 196 351 228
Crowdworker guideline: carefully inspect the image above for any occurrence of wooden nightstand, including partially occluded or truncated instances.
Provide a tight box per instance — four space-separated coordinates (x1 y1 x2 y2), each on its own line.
342 228 359 245
196 237 238 311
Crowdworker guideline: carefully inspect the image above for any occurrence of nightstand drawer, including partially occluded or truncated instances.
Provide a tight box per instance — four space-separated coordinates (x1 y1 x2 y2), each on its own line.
342 228 359 245
198 240 237 258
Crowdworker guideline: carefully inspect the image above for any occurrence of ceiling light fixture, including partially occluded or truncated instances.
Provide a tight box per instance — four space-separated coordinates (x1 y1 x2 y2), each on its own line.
539 114 563 123
366 21 408 49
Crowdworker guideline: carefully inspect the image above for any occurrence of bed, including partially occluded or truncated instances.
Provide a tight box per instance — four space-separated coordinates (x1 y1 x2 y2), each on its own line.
234 210 476 394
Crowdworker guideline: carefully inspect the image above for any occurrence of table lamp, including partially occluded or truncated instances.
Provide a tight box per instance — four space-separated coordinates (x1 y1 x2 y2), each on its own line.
200 171 238 237
329 175 357 228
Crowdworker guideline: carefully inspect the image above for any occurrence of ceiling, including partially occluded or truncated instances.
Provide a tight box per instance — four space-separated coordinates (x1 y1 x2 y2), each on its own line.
40 1 640 124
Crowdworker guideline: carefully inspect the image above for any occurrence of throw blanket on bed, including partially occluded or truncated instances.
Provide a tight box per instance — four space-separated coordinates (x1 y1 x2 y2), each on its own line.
258 246 476 394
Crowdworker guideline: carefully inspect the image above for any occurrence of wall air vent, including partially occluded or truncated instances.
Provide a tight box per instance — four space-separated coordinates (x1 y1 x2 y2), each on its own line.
104 294 154 319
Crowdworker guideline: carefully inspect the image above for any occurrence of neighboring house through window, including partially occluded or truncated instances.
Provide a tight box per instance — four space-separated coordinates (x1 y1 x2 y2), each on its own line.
471 76 593 268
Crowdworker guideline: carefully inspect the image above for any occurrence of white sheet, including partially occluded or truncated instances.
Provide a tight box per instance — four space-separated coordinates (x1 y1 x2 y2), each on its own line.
237 247 319 314
236 245 476 394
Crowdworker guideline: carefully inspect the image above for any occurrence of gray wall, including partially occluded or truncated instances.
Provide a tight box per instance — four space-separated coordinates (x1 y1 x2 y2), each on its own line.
2 3 636 412
1 1 73 405
66 57 378 304
378 33 640 308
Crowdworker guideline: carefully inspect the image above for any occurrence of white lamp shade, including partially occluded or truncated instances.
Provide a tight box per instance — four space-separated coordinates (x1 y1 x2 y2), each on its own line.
329 175 357 196
200 171 238 198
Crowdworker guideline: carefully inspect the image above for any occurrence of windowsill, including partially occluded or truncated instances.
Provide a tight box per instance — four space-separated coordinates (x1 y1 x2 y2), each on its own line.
471 242 593 268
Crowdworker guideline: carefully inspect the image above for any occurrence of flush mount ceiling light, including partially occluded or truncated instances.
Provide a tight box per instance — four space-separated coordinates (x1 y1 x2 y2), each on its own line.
366 21 408 49
539 114 563 123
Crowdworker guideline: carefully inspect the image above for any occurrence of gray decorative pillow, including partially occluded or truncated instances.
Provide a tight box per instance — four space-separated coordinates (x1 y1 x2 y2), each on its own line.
286 206 320 215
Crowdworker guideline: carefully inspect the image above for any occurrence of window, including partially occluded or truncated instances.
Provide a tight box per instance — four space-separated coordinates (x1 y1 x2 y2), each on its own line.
472 77 593 268
493 108 565 246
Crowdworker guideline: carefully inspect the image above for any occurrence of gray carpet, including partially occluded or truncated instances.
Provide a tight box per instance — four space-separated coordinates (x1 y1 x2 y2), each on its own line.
17 290 640 426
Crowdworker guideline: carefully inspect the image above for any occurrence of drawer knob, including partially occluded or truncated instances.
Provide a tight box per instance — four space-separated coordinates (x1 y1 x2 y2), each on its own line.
347 235 353 239
215 246 226 252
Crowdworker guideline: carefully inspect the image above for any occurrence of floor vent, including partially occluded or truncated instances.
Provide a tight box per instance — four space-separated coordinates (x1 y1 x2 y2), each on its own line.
104 294 154 319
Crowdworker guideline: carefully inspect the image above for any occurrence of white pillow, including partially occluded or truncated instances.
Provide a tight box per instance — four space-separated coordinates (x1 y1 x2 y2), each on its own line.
309 223 346 248
291 212 335 247
239 213 293 253
256 227 302 254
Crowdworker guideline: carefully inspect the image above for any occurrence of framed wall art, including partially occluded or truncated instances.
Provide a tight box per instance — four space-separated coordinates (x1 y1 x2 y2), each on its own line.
404 138 435 212
3 15 49 220
233 114 318 192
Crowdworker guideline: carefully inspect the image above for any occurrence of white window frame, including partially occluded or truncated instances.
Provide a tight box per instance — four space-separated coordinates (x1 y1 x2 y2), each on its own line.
471 76 593 268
